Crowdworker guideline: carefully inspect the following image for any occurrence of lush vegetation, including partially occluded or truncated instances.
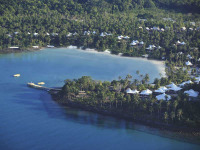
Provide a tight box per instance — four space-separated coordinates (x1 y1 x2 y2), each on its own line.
1 0 200 67
54 73 200 129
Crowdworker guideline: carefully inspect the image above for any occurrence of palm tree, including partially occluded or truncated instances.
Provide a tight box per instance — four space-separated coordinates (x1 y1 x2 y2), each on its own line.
144 74 150 84
119 93 124 107
149 106 154 116
158 100 163 117
173 100 178 112
142 103 147 112
133 79 140 86
109 93 115 109
177 109 183 121
170 111 175 122
115 98 118 108
124 75 131 90
133 94 140 112
164 112 168 124
126 74 132 81
167 101 171 112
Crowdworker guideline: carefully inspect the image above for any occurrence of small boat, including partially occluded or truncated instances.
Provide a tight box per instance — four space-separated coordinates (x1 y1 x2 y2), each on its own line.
27 82 48 90
27 82 35 86
13 74 20 77
27 82 43 88
38 82 45 85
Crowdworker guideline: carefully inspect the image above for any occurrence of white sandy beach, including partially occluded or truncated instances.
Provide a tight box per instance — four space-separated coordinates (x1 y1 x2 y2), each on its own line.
65 46 166 77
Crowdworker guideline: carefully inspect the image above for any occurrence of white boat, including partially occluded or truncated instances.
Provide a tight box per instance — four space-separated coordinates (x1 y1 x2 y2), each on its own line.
13 74 20 77
27 82 44 89
38 82 45 85
27 82 35 86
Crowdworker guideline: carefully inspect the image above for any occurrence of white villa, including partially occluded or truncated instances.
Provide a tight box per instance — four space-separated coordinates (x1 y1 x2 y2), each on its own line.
126 88 139 94
51 33 58 36
32 46 39 49
100 32 105 37
184 89 199 98
186 61 193 66
179 80 193 87
154 86 168 94
146 45 156 50
67 33 72 37
140 89 152 96
156 93 171 101
34 32 39 36
117 35 124 40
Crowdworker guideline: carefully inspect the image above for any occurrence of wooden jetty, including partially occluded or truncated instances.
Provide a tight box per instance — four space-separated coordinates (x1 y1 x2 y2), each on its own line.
27 82 61 93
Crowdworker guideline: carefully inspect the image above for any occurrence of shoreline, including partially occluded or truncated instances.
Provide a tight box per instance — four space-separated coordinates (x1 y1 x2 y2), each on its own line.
50 93 200 145
58 46 166 77
0 45 166 77
0 47 44 54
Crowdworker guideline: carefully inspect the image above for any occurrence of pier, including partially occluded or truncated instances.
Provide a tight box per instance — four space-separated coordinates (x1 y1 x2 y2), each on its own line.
27 82 61 93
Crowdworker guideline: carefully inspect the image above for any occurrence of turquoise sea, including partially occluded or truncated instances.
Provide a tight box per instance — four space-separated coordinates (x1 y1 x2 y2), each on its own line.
0 48 199 150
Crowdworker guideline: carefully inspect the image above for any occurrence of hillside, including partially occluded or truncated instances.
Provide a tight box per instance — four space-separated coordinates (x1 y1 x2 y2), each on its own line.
0 0 200 68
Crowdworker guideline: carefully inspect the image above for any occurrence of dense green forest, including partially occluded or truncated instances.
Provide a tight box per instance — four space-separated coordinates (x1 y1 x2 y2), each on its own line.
1 0 200 66
53 73 200 129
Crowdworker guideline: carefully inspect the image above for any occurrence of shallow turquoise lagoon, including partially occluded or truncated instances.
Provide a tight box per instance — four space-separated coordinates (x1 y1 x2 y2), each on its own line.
0 48 199 150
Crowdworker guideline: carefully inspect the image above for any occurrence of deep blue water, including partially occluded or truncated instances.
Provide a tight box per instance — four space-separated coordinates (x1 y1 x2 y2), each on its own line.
0 48 199 150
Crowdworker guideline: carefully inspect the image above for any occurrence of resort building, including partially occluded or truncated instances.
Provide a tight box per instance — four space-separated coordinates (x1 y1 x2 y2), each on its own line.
139 41 144 45
152 27 160 31
76 91 87 98
187 54 193 59
126 88 139 94
130 40 139 46
9 47 19 49
179 80 193 87
117 35 124 40
140 89 152 98
32 46 39 49
166 83 182 94
146 45 156 50
181 27 186 31
156 93 171 101
146 27 150 31
123 36 130 39
154 86 168 95
73 32 78 35
34 33 39 36
67 33 72 37
186 61 193 66
184 89 199 100
51 33 58 36
195 76 200 83
47 45 55 48
100 32 106 37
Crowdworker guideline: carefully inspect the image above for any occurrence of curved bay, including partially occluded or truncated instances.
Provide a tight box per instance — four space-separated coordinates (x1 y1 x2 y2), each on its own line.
0 48 199 150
